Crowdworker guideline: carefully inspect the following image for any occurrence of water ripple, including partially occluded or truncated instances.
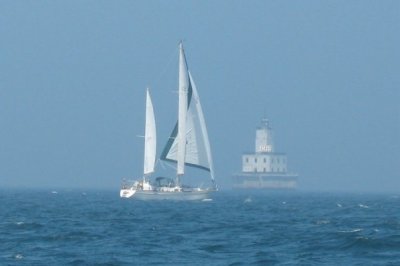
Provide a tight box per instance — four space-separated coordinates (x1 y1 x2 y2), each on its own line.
1 190 400 265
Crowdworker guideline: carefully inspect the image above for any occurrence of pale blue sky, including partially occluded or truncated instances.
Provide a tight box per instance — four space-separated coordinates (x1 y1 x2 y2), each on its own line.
0 1 399 191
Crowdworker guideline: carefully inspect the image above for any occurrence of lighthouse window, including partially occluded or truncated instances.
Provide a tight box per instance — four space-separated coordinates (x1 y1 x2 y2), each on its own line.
246 157 249 163
263 158 266 163
255 158 257 163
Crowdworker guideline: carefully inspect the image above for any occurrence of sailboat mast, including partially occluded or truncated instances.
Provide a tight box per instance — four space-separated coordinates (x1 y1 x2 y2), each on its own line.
159 42 216 190
176 42 189 183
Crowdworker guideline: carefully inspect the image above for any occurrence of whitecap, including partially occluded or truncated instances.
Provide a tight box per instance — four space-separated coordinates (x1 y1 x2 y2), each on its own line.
339 228 363 233
16 222 24 225
358 204 369 209
244 197 252 203
202 198 212 202
316 219 330 225
15 254 23 260
336 203 342 208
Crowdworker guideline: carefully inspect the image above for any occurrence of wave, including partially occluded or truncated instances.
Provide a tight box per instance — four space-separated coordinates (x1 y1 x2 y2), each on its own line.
340 235 400 251
243 196 252 203
338 228 363 233
14 254 23 260
315 219 331 225
8 221 44 230
1 190 400 265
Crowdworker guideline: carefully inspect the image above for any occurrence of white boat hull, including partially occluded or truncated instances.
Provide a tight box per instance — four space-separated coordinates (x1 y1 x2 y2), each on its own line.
120 188 212 201
120 188 136 198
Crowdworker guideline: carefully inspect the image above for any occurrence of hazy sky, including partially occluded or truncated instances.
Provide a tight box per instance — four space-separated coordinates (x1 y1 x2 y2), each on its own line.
0 1 399 192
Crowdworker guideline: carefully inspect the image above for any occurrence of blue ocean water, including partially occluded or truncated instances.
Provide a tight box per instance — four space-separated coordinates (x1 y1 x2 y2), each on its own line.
1 190 400 265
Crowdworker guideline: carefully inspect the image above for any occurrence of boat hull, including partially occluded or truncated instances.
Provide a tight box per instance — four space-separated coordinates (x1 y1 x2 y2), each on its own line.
120 189 212 201
120 188 136 198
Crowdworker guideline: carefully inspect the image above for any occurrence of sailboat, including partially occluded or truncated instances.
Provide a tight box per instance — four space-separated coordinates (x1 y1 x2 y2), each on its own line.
120 42 216 200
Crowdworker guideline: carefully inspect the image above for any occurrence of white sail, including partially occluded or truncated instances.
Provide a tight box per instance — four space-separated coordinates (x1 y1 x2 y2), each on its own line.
143 88 156 175
161 45 214 179
177 42 188 176
188 73 215 181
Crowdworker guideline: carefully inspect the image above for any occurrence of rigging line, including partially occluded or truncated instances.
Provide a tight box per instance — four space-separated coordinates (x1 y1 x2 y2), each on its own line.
154 158 161 169
151 45 178 90
160 160 177 171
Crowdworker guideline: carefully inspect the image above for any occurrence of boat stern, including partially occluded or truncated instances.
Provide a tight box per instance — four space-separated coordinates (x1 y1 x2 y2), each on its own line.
120 188 136 198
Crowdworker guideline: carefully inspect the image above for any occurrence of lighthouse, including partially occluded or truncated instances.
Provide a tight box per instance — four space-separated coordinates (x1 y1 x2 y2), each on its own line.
233 117 298 189
255 118 274 153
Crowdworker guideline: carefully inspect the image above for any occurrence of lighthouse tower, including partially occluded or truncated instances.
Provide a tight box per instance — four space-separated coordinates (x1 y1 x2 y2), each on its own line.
233 117 298 189
255 118 274 153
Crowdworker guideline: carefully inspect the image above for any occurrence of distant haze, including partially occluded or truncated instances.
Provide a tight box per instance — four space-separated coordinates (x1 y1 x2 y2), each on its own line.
0 1 399 192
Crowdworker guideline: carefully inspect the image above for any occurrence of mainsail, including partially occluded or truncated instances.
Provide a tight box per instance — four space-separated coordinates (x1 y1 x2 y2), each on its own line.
160 43 214 181
143 88 156 175
177 42 188 176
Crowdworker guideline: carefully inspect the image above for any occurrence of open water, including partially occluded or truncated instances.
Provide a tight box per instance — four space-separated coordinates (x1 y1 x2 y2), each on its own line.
1 189 400 265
